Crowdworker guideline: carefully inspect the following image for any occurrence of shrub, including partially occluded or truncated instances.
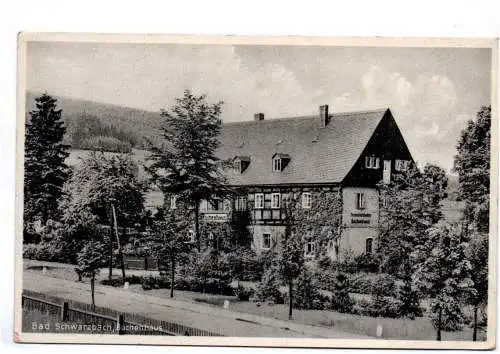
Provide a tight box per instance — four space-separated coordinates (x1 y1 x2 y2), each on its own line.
254 266 284 304
175 276 202 292
101 277 124 287
224 248 263 281
311 267 336 290
372 274 396 297
349 276 372 294
23 226 42 244
353 253 379 273
195 250 232 282
202 278 234 296
23 244 38 260
100 275 144 287
293 268 326 310
141 275 157 290
235 284 254 301
257 249 277 273
354 296 402 318
316 255 333 270
329 272 355 313
23 241 75 264
140 275 170 290
350 273 396 297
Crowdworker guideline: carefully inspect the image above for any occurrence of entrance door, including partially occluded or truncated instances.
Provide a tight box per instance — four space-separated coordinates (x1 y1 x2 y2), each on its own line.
383 160 391 183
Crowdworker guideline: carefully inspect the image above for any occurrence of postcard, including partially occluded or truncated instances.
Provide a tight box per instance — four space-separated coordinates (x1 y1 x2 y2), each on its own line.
14 33 498 349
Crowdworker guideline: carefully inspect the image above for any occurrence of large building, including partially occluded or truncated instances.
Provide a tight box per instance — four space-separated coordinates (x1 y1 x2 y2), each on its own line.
197 105 415 259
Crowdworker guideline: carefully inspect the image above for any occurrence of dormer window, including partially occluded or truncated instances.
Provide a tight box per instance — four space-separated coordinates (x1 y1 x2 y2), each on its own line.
272 153 290 172
233 156 250 173
233 160 241 173
273 158 282 172
365 156 380 169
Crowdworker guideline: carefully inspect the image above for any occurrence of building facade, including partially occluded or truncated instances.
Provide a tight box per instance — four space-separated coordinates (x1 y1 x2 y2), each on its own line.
195 105 414 259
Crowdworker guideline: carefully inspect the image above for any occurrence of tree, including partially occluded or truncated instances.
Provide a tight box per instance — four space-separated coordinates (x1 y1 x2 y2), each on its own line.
76 240 106 310
147 209 191 298
454 106 491 232
329 272 354 313
467 232 488 341
412 223 474 341
377 163 448 318
60 152 146 279
147 90 230 251
278 197 304 320
453 106 490 341
24 93 70 229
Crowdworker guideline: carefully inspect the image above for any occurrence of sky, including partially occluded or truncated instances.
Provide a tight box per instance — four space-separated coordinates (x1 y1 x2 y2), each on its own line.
26 42 492 172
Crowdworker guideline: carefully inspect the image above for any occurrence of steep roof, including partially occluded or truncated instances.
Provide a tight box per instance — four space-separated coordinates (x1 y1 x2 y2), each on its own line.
217 108 390 185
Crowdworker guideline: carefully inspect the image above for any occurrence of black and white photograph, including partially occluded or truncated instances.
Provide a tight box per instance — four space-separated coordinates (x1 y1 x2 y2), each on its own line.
14 34 497 348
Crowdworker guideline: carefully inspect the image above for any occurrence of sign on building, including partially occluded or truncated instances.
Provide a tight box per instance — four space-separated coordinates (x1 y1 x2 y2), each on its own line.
203 213 228 223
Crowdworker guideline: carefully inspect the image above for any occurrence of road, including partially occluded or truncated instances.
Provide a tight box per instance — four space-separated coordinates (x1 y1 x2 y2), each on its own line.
23 271 371 338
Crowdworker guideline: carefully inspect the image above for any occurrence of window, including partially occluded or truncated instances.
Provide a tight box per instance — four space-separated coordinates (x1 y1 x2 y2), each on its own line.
207 198 227 212
254 193 264 209
273 158 282 172
356 193 366 210
365 238 373 254
170 195 177 210
301 192 312 209
233 160 241 173
262 233 271 249
304 241 315 258
271 193 281 209
382 195 388 208
235 196 247 211
186 230 196 243
395 159 410 171
365 156 380 169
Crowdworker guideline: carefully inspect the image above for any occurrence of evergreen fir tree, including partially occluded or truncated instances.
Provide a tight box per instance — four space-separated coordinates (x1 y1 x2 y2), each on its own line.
330 272 354 313
293 268 324 310
396 266 423 319
24 93 70 229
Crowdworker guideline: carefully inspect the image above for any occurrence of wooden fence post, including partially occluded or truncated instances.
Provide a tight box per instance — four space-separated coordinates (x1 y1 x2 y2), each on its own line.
61 302 69 321
117 314 125 335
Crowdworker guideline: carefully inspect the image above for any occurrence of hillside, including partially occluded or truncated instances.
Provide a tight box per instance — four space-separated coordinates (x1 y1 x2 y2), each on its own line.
25 91 163 151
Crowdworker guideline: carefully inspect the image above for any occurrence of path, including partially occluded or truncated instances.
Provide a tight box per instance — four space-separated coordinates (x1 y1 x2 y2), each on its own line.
23 271 371 338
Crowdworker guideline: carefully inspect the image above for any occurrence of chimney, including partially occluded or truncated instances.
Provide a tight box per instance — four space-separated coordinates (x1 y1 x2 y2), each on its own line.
319 105 330 126
254 113 265 121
